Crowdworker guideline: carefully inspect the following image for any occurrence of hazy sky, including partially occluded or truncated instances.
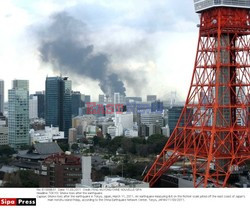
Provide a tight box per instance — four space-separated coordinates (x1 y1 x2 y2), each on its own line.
0 0 199 101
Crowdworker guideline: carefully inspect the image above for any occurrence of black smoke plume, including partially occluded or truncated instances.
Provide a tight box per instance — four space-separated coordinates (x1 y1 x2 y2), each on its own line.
38 12 126 96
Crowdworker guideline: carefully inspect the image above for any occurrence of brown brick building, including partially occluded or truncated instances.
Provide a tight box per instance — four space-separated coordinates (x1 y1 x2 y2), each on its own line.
39 153 82 187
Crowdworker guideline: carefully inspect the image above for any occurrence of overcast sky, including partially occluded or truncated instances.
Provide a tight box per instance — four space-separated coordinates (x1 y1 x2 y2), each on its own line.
0 0 199 101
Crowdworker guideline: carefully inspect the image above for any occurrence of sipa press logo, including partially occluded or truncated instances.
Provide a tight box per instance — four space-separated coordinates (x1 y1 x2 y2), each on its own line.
0 198 36 206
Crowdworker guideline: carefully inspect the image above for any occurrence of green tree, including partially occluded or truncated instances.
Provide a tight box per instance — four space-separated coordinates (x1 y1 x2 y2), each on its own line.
71 144 79 151
59 143 69 152
19 170 39 187
105 133 112 141
121 137 136 154
0 146 16 156
136 144 149 157
113 162 147 180
4 172 22 187
20 145 32 150
99 137 107 148
147 134 168 154
131 137 144 145
108 136 124 153
4 170 39 187
0 155 13 165
93 136 99 145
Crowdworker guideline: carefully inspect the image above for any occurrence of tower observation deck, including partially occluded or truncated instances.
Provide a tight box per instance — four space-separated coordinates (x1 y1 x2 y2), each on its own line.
194 0 250 13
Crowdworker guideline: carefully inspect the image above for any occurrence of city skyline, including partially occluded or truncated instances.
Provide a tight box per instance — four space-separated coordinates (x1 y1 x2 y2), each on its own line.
0 77 184 103
0 0 199 102
0 0 249 192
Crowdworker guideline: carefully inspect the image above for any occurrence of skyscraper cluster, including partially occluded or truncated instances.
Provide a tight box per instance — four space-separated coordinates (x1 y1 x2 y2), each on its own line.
0 75 187 149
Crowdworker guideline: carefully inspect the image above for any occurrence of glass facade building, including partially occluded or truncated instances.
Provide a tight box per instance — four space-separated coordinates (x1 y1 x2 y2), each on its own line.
63 78 72 137
168 106 193 135
33 91 45 119
72 91 84 117
45 77 72 137
151 100 164 113
8 80 29 148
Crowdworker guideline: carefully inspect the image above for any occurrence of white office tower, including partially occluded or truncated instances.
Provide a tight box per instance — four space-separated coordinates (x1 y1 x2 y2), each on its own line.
114 92 120 104
107 124 123 138
80 156 92 187
68 128 77 144
115 113 133 129
109 113 134 138
162 124 170 137
8 80 29 148
99 94 105 103
113 92 125 104
29 95 38 119
0 80 4 114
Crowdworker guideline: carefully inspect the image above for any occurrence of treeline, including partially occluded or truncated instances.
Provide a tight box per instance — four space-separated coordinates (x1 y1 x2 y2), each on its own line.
3 170 39 187
0 145 16 165
93 134 168 157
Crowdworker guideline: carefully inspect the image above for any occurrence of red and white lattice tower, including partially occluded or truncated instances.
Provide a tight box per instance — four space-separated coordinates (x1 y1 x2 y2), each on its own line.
144 0 250 187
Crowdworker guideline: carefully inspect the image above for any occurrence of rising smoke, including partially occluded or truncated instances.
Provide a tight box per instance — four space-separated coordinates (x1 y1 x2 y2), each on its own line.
37 12 126 96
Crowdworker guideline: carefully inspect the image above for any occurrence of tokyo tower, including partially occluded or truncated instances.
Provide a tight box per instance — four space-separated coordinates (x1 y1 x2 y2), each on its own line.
144 0 250 187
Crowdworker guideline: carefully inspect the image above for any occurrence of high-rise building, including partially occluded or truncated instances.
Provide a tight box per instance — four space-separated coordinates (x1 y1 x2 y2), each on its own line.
168 106 183 135
29 95 38 119
151 100 164 113
139 124 149 137
99 94 105 103
72 91 83 117
68 128 77 144
33 91 45 119
147 95 157 102
115 113 134 130
113 92 125 104
126 102 151 115
0 113 7 127
167 106 193 136
84 95 91 103
148 124 161 136
45 77 72 137
8 80 29 148
0 127 8 146
140 113 164 127
0 80 4 114
114 92 120 105
0 113 8 146
63 78 72 138
161 124 170 137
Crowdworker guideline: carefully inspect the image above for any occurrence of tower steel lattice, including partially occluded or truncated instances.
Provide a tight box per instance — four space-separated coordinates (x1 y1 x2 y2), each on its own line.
144 0 250 187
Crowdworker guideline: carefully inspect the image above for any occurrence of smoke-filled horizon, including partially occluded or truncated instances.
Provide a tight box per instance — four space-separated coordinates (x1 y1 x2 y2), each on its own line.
38 12 127 96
